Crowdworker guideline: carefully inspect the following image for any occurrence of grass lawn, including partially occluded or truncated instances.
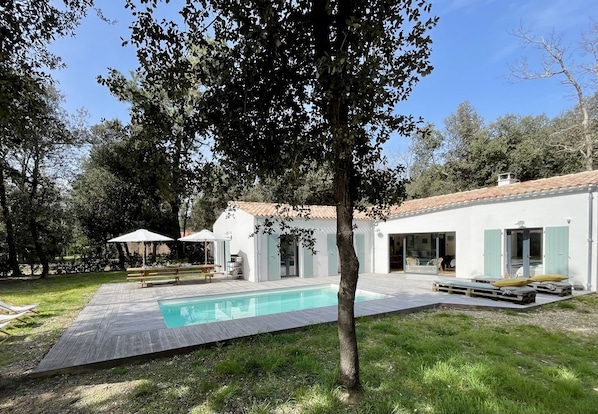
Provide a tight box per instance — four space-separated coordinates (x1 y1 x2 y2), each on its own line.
0 272 596 413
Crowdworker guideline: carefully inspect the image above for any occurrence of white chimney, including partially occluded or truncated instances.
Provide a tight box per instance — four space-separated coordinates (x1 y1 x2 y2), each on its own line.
497 173 519 186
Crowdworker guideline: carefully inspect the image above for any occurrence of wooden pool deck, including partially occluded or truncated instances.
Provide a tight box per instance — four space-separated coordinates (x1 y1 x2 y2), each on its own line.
32 273 585 377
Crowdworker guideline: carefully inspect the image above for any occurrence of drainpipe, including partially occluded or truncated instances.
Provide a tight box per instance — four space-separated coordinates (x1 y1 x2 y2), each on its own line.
587 185 595 291
371 222 376 274
255 218 260 283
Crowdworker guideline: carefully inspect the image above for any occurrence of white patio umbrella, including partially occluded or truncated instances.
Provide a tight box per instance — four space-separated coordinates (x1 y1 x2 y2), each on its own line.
178 229 228 264
108 229 174 267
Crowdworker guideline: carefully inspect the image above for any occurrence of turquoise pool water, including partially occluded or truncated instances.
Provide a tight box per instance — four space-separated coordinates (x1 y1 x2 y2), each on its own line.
158 284 390 328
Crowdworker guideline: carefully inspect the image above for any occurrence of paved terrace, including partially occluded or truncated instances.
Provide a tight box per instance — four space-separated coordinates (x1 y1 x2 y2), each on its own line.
32 273 587 377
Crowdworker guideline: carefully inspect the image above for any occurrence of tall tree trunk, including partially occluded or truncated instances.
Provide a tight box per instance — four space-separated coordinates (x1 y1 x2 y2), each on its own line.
115 243 126 270
30 216 49 278
561 60 593 171
335 160 360 389
29 159 49 278
312 0 361 389
579 104 593 171
170 201 182 259
0 166 22 276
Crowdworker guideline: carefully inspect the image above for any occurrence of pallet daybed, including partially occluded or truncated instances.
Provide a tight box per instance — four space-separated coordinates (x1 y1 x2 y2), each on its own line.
472 277 572 297
529 281 572 296
432 279 536 304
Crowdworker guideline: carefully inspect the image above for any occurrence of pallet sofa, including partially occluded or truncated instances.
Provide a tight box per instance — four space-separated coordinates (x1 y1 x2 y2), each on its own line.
473 275 572 297
126 266 225 287
529 281 572 296
432 279 537 304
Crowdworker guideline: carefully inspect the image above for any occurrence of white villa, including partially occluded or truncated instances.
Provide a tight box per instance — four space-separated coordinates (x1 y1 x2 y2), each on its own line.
213 170 598 292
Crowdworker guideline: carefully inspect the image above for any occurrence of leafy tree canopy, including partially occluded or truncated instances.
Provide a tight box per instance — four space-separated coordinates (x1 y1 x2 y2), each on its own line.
124 0 438 389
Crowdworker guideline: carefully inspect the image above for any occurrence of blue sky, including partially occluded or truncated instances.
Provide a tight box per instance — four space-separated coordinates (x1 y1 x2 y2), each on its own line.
50 0 595 155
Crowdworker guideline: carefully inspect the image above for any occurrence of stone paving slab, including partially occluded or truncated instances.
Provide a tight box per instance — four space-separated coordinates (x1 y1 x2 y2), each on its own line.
32 273 586 377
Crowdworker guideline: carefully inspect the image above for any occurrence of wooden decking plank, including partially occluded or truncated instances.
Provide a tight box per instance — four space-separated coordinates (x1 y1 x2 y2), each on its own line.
32 274 582 376
71 307 115 365
171 325 196 348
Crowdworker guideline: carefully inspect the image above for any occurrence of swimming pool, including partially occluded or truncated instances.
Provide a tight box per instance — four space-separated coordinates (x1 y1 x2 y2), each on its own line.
158 284 390 328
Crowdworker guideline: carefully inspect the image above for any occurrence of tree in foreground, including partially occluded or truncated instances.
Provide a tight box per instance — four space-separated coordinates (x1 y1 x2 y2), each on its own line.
127 0 437 389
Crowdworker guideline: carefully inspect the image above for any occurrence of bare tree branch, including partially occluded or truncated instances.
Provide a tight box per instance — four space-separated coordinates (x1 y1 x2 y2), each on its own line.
508 22 597 170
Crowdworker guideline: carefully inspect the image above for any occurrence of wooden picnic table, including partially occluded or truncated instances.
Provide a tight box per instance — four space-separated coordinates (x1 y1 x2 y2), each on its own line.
126 264 225 287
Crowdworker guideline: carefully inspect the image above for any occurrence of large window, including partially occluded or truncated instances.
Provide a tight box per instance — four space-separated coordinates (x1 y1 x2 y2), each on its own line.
390 232 456 274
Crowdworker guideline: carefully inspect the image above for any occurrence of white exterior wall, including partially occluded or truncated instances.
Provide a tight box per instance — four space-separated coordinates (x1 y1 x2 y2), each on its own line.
374 188 597 291
214 186 596 291
357 220 375 274
245 218 374 281
252 218 343 282
215 210 374 282
213 208 257 282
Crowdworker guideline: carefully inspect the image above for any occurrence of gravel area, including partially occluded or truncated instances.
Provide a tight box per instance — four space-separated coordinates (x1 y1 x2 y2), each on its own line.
437 303 598 338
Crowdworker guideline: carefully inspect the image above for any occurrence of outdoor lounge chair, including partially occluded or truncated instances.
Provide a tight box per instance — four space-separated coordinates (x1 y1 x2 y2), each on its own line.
0 311 28 324
0 299 38 314
0 321 11 335
473 275 573 297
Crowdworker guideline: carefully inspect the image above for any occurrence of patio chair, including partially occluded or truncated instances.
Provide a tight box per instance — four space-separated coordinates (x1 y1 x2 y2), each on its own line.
0 321 11 335
0 311 28 324
449 258 456 270
426 258 443 271
0 299 38 314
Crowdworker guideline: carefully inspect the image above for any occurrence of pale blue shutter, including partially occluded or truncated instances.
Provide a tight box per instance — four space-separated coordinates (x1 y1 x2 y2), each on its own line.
327 234 338 276
267 234 280 280
302 246 314 278
545 226 569 275
225 240 231 264
484 229 502 277
355 233 365 273
224 240 231 276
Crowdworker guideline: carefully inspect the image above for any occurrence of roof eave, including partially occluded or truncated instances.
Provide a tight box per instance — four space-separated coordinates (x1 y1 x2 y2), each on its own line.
389 185 593 219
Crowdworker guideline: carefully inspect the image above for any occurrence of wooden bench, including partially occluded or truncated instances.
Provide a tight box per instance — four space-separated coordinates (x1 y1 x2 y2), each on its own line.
126 266 225 287
126 267 181 287
177 267 224 283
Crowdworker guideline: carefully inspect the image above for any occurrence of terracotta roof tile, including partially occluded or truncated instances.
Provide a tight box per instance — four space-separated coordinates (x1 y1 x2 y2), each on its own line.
230 201 370 220
389 170 598 217
231 170 598 220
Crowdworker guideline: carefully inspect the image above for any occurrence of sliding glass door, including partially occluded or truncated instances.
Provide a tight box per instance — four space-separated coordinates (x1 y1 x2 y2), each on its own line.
280 236 298 277
506 228 543 277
